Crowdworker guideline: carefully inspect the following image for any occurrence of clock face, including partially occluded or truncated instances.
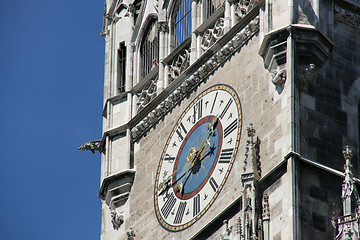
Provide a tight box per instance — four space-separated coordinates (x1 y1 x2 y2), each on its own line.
154 84 242 232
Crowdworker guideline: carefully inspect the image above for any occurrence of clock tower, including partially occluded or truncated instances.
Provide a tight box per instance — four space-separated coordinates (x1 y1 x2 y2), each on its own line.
87 0 360 238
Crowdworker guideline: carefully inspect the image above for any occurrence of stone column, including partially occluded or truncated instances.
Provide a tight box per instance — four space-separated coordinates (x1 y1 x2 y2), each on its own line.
158 21 169 91
224 0 231 32
125 42 135 92
262 194 270 240
230 0 236 28
190 0 199 65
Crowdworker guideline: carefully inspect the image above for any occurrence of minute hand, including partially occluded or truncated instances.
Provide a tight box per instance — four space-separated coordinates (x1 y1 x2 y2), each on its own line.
196 116 218 156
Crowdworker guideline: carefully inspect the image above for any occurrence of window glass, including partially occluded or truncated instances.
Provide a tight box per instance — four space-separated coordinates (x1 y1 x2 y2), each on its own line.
173 0 192 46
140 20 159 78
118 43 126 93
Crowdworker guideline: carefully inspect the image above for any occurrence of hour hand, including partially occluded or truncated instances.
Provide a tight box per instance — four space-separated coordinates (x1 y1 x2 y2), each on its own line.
158 177 171 194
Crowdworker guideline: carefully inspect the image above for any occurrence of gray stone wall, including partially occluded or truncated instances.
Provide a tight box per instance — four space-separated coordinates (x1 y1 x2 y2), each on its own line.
128 31 294 239
298 3 360 175
297 2 360 239
298 162 342 239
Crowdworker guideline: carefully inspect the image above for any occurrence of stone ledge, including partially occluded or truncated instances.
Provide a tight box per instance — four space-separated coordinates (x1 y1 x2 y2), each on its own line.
259 25 334 69
98 169 136 209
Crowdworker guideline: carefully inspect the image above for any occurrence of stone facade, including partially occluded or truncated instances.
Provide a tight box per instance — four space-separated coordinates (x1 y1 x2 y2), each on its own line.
86 0 360 239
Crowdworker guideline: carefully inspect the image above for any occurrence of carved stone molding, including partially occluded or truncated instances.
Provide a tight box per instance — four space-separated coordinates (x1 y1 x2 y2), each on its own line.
111 210 124 230
78 140 103 154
334 5 360 29
201 18 225 51
131 16 260 140
98 170 136 209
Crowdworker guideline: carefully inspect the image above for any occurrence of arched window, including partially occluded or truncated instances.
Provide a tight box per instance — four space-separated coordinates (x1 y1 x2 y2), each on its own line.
140 20 159 78
173 0 192 47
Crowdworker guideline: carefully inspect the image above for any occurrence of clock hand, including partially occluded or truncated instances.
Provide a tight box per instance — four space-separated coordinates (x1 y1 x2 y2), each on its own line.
159 117 218 194
157 158 190 194
194 116 218 163
174 166 193 194
158 147 198 194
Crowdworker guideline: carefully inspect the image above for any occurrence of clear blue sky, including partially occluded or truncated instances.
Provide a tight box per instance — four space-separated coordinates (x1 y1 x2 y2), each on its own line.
0 1 105 239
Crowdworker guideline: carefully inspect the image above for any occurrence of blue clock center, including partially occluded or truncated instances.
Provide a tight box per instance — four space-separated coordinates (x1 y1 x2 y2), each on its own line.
173 116 223 200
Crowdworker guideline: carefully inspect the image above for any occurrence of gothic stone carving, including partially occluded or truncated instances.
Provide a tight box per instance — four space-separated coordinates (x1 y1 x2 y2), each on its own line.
168 48 191 83
127 228 136 240
158 21 169 33
201 18 225 51
220 220 233 240
270 68 286 86
234 0 259 21
137 77 158 113
298 63 316 84
78 140 102 154
131 16 260 140
334 145 360 240
111 210 124 230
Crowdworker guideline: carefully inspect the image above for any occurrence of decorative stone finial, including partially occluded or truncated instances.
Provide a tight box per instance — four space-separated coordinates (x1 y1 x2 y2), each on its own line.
334 145 360 240
127 227 136 240
262 194 270 220
220 220 233 240
343 145 353 161
247 123 256 139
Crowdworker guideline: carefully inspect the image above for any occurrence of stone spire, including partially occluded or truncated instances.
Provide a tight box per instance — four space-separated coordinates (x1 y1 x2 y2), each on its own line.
335 145 360 240
238 123 261 240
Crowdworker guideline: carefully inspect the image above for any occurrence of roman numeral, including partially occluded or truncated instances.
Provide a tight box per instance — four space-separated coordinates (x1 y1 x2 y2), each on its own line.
209 177 218 192
210 92 218 114
193 194 200 217
161 193 176 219
192 99 203 123
164 154 175 163
219 99 233 119
224 119 238 138
174 201 187 224
176 122 187 142
219 148 234 163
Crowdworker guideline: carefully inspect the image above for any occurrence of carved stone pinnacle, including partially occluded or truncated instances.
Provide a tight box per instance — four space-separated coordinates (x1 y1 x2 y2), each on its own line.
343 145 353 161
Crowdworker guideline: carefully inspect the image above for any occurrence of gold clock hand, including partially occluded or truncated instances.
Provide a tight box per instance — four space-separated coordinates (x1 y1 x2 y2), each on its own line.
158 150 196 194
195 116 218 162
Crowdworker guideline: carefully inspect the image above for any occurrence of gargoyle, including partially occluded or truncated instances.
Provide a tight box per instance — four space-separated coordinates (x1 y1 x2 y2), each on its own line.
78 140 102 154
